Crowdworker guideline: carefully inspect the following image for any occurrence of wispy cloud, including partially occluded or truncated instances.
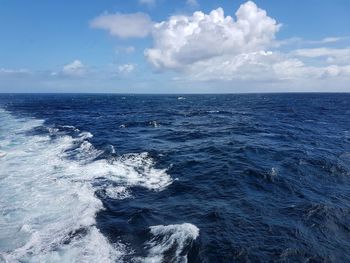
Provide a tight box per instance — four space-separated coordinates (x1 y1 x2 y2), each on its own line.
292 47 350 58
139 0 156 7
90 12 153 38
277 36 347 47
186 0 199 8
292 47 350 65
118 64 135 74
0 68 30 75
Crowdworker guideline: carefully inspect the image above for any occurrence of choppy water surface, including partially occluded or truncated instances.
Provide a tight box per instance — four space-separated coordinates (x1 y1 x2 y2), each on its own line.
0 93 349 262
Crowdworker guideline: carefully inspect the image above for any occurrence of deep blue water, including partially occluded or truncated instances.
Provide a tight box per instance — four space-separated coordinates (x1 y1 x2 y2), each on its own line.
0 93 350 262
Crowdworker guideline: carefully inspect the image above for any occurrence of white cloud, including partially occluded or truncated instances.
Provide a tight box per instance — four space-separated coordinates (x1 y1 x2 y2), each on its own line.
90 12 153 38
318 37 343 44
84 1 350 91
276 36 347 48
293 47 350 58
118 64 135 74
185 50 350 82
292 47 350 64
145 1 280 70
141 1 350 84
185 51 277 81
62 60 86 77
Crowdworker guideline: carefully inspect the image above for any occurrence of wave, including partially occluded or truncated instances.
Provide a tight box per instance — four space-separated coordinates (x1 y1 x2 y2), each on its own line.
118 120 161 129
140 223 199 263
104 186 131 200
0 109 173 262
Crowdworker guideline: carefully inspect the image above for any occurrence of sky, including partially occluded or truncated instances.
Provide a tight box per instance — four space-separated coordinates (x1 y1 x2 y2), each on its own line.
0 0 350 93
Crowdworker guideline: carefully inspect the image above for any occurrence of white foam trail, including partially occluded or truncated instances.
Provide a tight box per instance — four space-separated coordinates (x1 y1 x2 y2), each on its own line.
61 125 80 132
0 109 173 262
79 131 93 139
105 186 131 200
142 223 199 263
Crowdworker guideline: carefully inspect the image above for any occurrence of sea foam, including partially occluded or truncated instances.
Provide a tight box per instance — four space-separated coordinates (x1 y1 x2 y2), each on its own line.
141 223 199 263
0 109 173 262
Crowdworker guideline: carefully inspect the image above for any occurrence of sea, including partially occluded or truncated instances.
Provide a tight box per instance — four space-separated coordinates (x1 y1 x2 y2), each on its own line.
0 93 349 262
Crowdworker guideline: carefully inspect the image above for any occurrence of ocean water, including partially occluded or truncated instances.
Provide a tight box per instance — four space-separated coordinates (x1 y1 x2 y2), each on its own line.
0 93 349 262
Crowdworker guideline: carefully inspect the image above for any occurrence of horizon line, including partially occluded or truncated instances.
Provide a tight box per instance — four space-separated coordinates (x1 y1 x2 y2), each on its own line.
1 91 350 95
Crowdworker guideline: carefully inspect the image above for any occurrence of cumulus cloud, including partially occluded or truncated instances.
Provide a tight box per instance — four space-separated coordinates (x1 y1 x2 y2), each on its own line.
145 1 281 70
141 1 350 83
185 50 350 82
118 64 135 74
88 0 350 88
90 12 153 38
185 51 276 81
61 60 86 77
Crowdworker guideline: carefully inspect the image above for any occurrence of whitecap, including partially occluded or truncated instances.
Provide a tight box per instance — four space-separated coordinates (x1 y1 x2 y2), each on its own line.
141 223 199 263
109 145 116 154
270 167 278 177
72 140 104 161
105 186 131 200
48 127 59 134
79 131 93 139
80 152 173 191
61 125 80 132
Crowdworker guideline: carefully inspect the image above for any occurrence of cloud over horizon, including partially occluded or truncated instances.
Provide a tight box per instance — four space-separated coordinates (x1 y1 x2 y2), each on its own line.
2 0 350 93
60 60 86 77
140 1 350 83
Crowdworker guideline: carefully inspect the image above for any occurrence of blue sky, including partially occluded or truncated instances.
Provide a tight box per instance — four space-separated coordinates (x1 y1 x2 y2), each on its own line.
0 0 349 93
